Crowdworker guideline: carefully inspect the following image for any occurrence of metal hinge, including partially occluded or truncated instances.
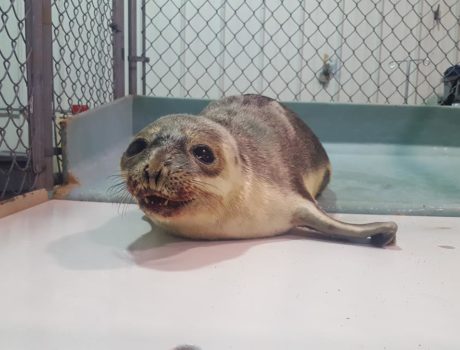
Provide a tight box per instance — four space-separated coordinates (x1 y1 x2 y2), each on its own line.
128 56 150 63
109 22 121 33
53 147 62 156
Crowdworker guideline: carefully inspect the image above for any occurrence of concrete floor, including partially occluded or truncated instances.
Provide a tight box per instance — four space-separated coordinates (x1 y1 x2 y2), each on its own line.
1 200 459 349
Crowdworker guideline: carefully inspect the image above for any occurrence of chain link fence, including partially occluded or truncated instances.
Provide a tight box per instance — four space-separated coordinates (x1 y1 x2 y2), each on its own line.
0 1 35 199
142 0 460 104
51 0 115 181
1 0 116 200
52 0 114 113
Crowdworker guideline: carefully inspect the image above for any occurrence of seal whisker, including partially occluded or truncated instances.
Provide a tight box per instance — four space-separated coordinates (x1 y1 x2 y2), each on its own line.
107 184 128 193
107 173 126 179
115 191 135 216
107 184 130 199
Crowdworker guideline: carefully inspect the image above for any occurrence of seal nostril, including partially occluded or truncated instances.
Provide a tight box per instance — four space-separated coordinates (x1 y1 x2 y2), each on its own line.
143 166 149 181
154 168 163 186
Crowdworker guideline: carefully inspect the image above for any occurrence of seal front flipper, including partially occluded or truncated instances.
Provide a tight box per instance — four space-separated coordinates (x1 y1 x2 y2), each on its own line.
292 202 397 247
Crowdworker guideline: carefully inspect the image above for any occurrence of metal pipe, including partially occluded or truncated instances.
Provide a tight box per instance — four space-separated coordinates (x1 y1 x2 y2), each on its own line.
218 0 226 96
404 60 411 104
179 0 187 97
389 57 430 105
128 0 138 95
112 0 125 99
25 0 54 190
141 0 146 95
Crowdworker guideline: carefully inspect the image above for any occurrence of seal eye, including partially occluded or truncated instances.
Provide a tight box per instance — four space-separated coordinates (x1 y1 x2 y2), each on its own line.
192 145 215 164
126 138 147 157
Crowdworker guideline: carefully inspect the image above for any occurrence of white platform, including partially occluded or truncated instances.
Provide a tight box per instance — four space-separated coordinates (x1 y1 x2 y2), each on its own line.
1 200 459 350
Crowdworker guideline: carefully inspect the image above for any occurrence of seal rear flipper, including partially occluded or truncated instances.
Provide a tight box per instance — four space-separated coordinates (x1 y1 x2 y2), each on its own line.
293 202 397 247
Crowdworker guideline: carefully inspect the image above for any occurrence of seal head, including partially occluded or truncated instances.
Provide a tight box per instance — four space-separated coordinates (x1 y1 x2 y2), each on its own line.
120 113 249 238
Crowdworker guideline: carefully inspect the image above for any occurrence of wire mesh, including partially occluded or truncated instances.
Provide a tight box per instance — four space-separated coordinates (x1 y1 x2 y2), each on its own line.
142 0 460 104
2 0 458 200
51 0 114 180
0 1 35 200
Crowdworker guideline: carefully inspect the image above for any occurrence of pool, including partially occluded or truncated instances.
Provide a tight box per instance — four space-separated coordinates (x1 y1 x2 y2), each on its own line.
60 95 460 217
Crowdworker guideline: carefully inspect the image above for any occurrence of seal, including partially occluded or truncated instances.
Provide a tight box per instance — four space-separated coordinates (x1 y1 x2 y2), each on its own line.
120 94 397 247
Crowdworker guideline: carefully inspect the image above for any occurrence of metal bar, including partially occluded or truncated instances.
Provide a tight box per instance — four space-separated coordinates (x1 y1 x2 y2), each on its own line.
141 0 146 95
455 0 460 65
0 107 28 112
258 2 266 95
413 0 424 105
404 60 411 105
128 0 138 95
179 0 187 97
375 0 386 104
218 0 226 96
333 0 346 103
25 0 54 191
295 1 306 101
112 0 125 99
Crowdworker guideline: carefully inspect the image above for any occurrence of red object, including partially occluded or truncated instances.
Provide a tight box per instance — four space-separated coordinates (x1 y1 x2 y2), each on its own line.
71 104 89 114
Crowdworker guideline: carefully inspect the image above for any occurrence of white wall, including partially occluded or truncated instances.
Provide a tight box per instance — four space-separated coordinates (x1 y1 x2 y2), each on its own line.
143 0 460 104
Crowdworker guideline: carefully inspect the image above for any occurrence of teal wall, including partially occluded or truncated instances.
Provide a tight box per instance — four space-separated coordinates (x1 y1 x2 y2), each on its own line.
133 96 460 147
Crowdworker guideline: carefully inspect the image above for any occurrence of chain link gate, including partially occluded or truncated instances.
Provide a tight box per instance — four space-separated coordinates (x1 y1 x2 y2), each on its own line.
1 0 54 200
1 0 122 200
137 0 460 104
0 1 29 199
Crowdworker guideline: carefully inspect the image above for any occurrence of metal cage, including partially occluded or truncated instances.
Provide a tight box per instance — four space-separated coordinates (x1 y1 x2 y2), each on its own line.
1 0 459 200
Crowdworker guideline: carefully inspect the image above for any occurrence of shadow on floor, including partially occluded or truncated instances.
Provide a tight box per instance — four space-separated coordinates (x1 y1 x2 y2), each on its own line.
47 206 382 272
46 209 303 271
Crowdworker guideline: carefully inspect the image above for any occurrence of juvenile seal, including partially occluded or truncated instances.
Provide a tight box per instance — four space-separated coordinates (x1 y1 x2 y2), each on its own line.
120 94 397 247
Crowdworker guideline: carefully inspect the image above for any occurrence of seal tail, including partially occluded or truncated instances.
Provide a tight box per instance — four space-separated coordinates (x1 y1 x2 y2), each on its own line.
293 202 397 247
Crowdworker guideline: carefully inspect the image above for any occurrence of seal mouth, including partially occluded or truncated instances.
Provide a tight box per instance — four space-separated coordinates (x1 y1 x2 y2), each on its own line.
138 193 193 216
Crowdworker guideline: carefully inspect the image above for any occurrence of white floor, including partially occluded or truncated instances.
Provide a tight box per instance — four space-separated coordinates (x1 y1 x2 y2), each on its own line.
1 200 459 350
